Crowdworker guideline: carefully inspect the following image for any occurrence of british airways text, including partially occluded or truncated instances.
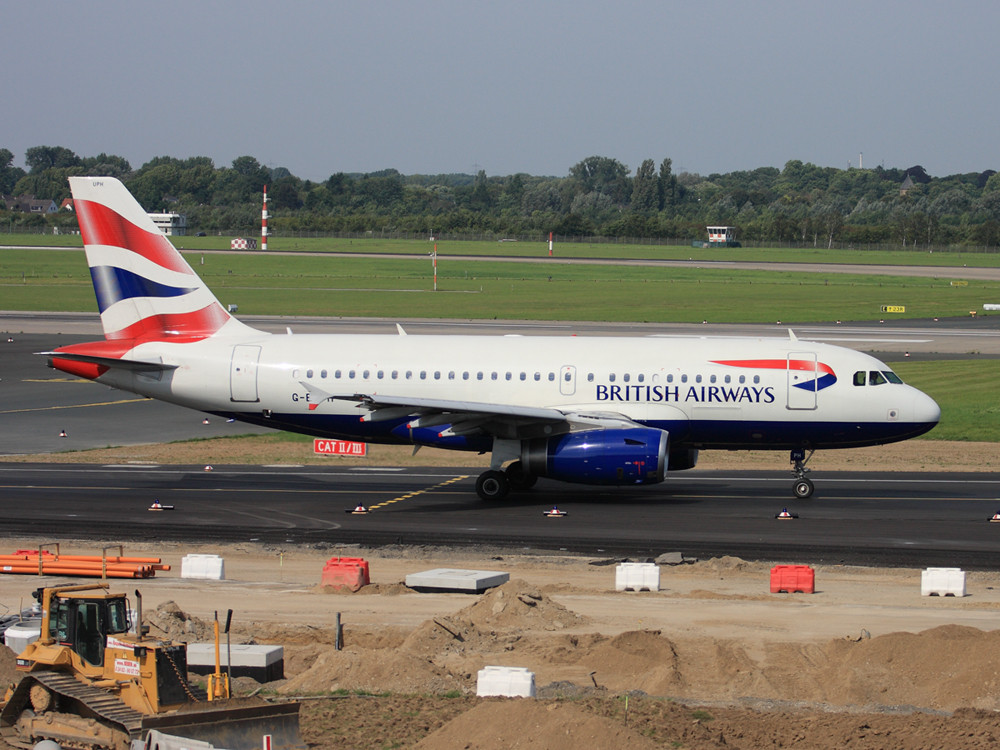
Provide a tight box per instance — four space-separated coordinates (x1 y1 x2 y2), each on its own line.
596 384 775 404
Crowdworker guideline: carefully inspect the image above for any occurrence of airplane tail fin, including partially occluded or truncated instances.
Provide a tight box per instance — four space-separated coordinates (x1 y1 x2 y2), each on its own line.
68 176 250 342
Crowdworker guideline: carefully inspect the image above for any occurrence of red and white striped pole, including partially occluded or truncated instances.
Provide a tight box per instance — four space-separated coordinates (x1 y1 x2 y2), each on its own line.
433 243 438 291
261 185 268 251
548 231 553 257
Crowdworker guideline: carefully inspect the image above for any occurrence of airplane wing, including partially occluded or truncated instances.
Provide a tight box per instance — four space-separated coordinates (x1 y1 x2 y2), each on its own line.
331 392 643 440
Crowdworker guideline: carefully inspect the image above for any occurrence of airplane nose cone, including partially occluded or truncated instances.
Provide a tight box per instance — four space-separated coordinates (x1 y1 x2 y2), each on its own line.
909 387 941 432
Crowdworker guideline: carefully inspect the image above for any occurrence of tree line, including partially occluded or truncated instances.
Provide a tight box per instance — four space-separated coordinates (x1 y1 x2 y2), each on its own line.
3 145 999 249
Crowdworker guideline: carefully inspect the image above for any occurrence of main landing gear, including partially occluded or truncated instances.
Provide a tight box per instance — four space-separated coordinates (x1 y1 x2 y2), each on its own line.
790 448 815 499
475 461 537 501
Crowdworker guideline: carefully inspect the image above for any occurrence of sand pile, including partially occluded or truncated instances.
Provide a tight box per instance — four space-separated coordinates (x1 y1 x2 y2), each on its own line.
413 699 662 750
0 644 19 688
145 601 214 642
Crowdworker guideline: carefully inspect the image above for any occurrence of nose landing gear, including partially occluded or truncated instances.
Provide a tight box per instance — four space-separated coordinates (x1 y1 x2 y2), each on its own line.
790 448 815 499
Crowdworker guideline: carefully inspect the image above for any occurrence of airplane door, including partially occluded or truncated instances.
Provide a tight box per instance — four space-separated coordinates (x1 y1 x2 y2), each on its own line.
230 345 261 402
787 351 817 410
559 365 576 396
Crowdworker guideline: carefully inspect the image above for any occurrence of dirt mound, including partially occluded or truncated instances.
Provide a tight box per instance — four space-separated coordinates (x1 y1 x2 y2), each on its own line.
0 644 19 687
413 699 661 750
451 579 587 631
146 601 213 642
279 645 461 695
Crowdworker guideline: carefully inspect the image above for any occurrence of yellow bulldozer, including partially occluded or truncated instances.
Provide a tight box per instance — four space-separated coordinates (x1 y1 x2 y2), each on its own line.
0 584 302 750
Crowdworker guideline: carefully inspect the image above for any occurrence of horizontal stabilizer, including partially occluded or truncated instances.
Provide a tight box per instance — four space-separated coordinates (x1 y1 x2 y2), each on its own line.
40 351 178 373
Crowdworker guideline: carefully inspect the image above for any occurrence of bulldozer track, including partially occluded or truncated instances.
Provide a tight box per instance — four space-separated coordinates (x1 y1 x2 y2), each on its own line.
19 672 144 738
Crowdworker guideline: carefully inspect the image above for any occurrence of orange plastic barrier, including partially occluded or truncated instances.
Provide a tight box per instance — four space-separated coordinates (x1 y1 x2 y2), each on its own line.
770 564 815 594
321 556 371 591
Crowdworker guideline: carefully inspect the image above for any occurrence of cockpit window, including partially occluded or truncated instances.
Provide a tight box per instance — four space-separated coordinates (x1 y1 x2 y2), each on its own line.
869 371 887 385
883 371 903 384
853 371 866 386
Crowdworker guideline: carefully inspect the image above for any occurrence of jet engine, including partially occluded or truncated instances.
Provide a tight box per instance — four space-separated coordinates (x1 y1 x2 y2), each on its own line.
521 427 668 485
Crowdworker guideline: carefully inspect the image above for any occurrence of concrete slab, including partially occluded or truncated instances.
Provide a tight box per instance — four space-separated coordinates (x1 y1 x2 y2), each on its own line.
405 568 509 593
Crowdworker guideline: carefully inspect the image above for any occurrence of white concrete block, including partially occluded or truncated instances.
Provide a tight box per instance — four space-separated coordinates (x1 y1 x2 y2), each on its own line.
186 643 284 681
181 554 225 580
3 620 40 653
615 562 660 592
476 666 536 698
921 567 966 597
405 568 509 593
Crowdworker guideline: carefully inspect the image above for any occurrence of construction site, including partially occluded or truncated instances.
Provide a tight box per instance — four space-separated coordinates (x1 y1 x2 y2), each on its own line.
3 539 1000 749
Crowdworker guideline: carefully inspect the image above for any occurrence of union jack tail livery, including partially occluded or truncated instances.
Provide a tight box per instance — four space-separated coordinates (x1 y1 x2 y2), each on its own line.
44 177 940 502
70 176 246 343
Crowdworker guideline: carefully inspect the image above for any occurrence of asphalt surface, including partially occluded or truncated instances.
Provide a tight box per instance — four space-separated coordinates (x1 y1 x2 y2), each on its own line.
1 315 998 566
1 462 999 568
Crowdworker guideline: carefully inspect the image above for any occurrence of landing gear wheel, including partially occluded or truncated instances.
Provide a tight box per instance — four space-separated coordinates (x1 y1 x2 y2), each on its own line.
793 478 814 499
505 461 537 491
476 470 510 501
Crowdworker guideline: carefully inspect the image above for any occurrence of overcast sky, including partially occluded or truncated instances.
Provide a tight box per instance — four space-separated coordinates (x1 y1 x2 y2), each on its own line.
5 1 997 181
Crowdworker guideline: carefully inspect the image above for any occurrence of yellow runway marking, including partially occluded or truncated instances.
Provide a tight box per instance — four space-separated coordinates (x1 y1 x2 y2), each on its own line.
0 398 150 414
23 378 92 383
367 475 469 512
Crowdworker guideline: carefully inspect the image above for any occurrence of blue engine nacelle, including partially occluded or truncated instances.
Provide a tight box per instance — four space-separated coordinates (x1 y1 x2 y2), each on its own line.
521 428 668 486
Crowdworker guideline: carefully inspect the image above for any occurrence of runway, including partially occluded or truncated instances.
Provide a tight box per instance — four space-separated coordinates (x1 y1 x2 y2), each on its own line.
0 462 998 567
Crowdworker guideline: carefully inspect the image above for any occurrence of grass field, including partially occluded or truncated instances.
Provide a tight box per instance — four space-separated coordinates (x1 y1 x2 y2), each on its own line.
2 248 999 323
890 360 998 442
5 232 1000 267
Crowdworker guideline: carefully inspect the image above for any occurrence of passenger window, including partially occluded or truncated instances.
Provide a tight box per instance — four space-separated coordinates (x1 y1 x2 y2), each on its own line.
587 373 594 382
349 370 355 379
434 371 441 380
477 372 484 380
681 374 688 383
505 372 512 381
335 370 342 379
637 374 644 383
869 371 887 385
854 371 866 386
724 374 731 384
520 372 526 381
623 373 630 383
753 375 760 384
738 375 745 384
362 370 369 379
491 372 498 380
448 371 455 380
710 374 717 384
696 374 702 383
320 369 327 379
306 369 314 378
419 371 426 380
534 372 541 381
463 372 469 380
377 370 384 379
609 374 616 382
667 374 673 383
391 370 398 379
405 371 412 379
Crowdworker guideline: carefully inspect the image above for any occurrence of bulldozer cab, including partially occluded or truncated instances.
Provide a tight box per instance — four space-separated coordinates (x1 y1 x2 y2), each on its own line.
41 588 131 667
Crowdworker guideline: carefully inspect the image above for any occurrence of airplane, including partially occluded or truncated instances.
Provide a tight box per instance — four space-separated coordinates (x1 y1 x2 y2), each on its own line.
45 176 941 501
